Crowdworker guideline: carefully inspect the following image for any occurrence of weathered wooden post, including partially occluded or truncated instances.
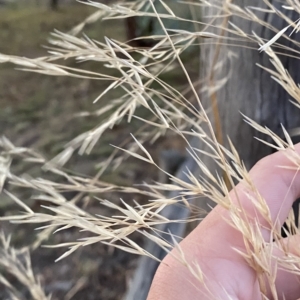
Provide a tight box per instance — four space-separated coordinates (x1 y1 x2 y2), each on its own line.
198 0 300 209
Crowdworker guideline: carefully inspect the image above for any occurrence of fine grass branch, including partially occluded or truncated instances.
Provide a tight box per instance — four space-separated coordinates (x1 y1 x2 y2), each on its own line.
1 0 300 299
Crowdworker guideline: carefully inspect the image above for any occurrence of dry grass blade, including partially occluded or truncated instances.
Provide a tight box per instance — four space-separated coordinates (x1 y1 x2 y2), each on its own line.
0 233 50 300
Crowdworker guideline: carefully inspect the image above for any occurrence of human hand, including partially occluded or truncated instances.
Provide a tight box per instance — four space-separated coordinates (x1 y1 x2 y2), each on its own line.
147 146 300 300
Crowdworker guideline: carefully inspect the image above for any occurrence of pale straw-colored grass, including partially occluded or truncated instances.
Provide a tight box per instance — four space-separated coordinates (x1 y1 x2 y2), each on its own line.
1 0 300 298
0 233 50 300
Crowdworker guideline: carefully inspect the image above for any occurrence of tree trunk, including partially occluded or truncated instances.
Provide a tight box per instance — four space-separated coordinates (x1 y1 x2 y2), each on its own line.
199 0 300 209
125 17 137 45
50 0 58 10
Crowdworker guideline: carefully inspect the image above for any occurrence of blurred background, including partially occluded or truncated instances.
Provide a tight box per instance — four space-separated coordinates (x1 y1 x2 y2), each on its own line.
0 0 199 299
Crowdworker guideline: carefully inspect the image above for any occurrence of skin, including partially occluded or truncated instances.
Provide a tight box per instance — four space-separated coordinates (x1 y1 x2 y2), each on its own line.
147 145 300 300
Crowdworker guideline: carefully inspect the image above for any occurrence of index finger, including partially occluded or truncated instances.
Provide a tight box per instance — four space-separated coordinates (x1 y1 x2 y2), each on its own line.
230 143 300 241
